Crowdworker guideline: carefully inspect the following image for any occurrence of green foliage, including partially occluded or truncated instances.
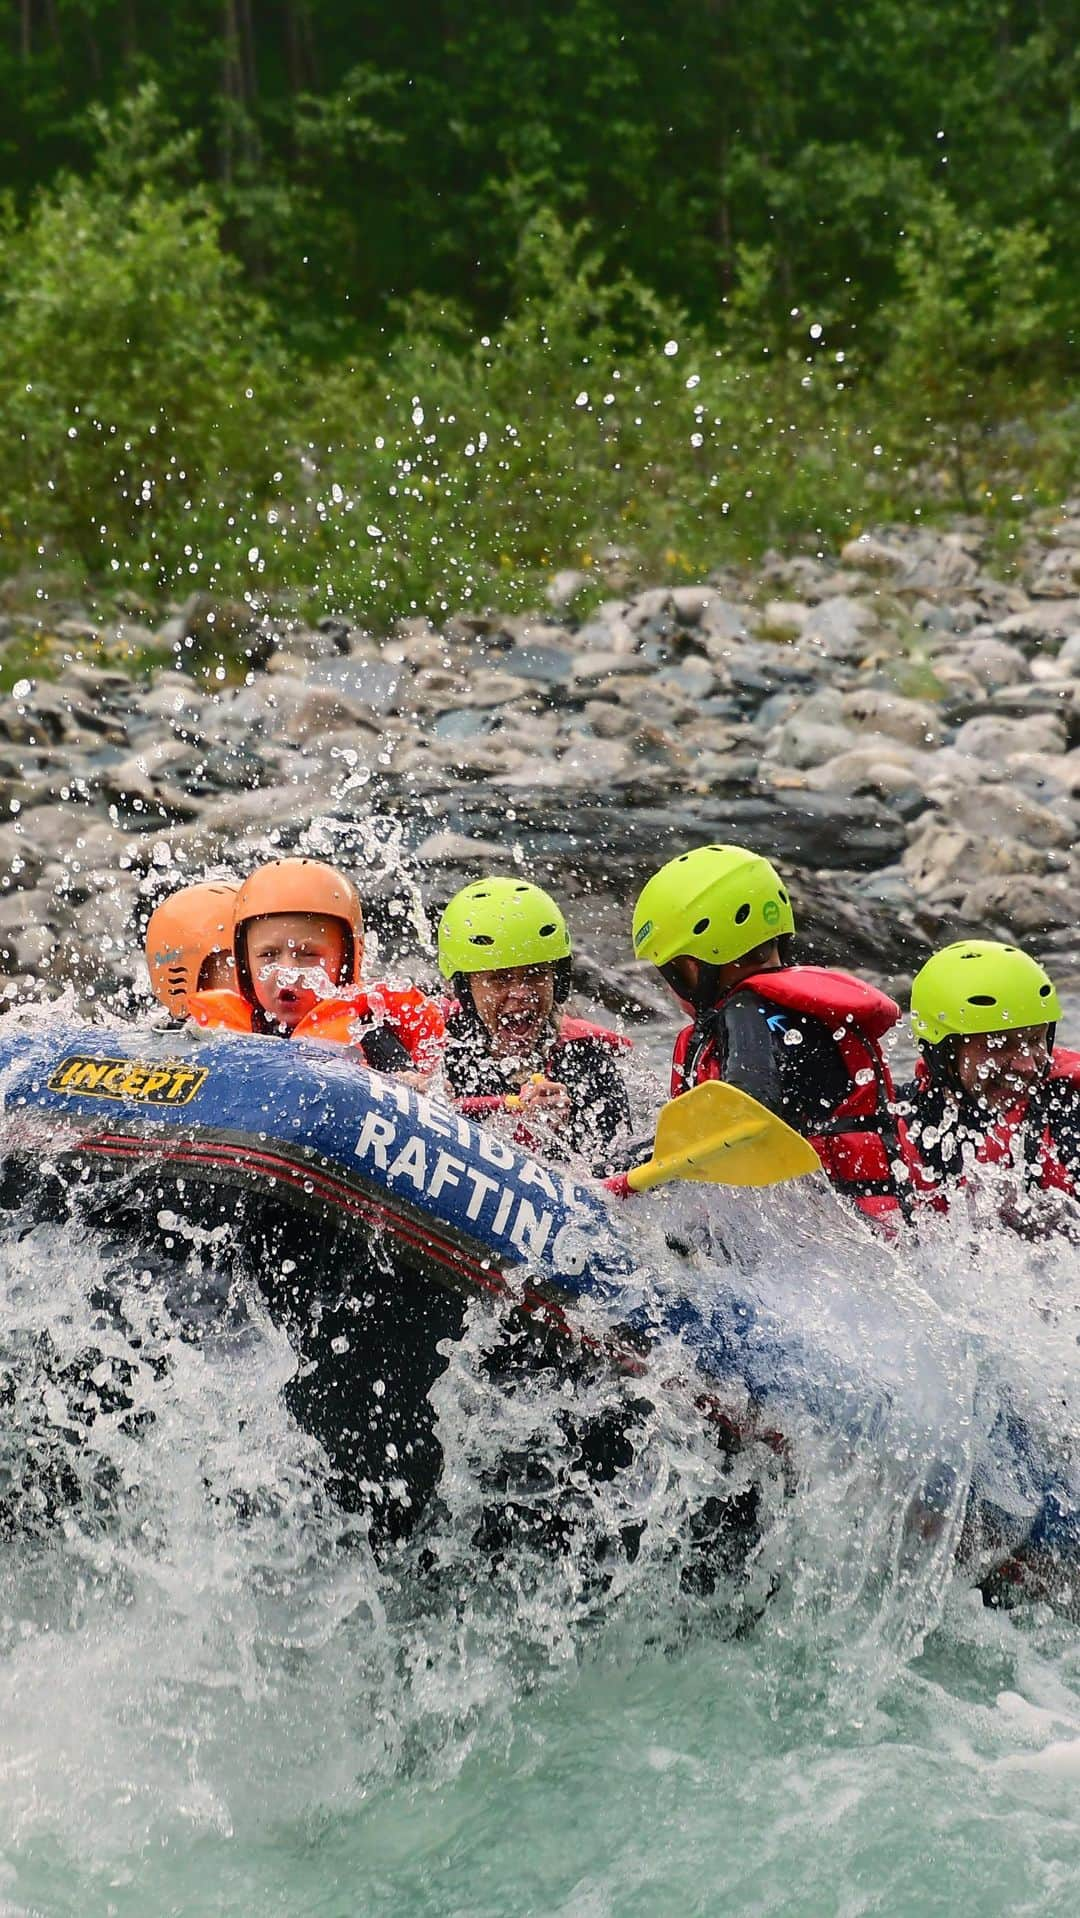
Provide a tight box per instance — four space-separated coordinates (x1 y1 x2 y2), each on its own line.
879 194 1057 506
0 89 286 581
246 213 875 622
0 0 1076 357
0 65 1074 622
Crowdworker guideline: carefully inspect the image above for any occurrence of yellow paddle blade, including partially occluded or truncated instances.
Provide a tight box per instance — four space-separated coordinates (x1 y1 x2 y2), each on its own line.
626 1081 823 1192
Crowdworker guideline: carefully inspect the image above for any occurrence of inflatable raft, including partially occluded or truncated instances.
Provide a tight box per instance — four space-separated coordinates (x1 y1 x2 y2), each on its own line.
1 1020 1078 1581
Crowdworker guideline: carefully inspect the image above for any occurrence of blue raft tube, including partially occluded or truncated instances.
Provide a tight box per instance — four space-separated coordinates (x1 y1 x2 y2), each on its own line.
1 1018 1078 1591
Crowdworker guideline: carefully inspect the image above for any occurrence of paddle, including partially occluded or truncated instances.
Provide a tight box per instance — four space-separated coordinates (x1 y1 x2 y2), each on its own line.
620 1081 822 1193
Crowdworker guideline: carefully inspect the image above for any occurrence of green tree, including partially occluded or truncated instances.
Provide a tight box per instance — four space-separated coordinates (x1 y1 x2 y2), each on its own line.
0 89 286 585
879 193 1054 507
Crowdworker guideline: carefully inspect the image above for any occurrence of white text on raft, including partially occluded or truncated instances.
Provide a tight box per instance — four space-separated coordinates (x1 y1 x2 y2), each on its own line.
354 1078 564 1258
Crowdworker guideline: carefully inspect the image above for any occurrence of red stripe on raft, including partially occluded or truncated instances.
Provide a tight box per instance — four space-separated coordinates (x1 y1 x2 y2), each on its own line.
77 1131 502 1296
69 1129 645 1378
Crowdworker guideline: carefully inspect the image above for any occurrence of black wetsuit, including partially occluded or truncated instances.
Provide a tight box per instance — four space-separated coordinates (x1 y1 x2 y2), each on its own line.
442 1007 631 1168
897 1073 1080 1193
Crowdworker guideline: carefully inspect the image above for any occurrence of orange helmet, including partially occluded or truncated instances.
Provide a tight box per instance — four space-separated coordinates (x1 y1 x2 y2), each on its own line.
233 857 364 1000
145 881 239 1015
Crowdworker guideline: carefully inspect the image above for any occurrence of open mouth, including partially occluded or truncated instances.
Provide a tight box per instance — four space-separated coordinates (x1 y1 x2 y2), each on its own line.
499 1012 536 1039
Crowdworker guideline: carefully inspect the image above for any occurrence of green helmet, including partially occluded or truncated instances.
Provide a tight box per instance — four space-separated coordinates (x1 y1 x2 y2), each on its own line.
632 844 795 968
438 877 572 979
910 939 1061 1046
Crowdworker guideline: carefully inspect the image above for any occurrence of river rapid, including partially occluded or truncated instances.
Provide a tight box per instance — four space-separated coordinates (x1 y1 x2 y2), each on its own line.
2 1054 1080 1916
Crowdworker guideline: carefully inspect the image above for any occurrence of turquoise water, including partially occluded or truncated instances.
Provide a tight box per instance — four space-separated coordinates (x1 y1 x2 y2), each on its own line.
2 1195 1080 1917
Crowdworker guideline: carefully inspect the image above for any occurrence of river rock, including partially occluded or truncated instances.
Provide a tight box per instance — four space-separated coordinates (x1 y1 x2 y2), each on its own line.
1030 546 1080 597
840 533 908 576
937 636 1031 691
569 651 655 691
0 918 58 973
170 592 275 675
839 689 947 749
959 872 1074 937
841 528 980 594
1005 749 1080 800
546 569 592 610
763 690 856 769
902 535 982 595
795 594 881 662
992 600 1080 653
0 682 129 749
951 712 1067 760
902 818 1060 901
236 675 389 744
758 601 811 641
923 782 1074 850
803 739 939 802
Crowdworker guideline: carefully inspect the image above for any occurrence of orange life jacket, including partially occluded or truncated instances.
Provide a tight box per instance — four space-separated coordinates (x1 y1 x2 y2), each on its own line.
187 983 445 1069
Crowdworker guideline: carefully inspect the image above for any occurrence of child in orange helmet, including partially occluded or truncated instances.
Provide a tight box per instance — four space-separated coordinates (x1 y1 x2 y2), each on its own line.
187 856 445 1078
145 880 239 1019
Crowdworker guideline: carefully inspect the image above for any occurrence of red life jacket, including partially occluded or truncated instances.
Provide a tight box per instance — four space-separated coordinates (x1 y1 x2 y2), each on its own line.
556 1013 633 1052
671 965 920 1223
911 1046 1080 1197
187 983 445 1069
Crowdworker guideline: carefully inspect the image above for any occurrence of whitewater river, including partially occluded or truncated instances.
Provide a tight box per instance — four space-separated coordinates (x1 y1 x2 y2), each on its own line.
1 1019 1080 1915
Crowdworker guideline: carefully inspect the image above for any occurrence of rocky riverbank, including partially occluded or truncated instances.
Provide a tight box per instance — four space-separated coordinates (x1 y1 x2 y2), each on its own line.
2 504 1079 1022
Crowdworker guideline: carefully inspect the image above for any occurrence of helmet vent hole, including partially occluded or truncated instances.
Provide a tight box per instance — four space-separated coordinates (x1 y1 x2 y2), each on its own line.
539 922 557 937
967 994 997 1006
734 903 751 925
1040 983 1052 997
778 889 789 905
693 916 710 935
470 934 495 947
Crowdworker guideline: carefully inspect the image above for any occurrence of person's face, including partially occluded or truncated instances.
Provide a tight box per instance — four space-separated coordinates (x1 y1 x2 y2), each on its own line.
953 1024 1049 1113
197 947 234 992
245 913 347 1030
469 964 556 1058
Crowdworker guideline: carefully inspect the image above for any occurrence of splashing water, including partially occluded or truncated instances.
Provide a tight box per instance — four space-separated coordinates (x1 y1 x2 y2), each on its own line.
1 1165 1080 1913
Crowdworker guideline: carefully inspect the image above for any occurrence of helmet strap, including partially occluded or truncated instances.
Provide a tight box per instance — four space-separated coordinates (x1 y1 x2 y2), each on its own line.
921 1037 960 1090
455 975 486 1031
693 962 725 1011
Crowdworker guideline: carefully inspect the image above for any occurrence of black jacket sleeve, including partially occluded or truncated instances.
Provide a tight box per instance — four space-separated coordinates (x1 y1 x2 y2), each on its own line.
356 1024 413 1072
1042 1078 1080 1179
